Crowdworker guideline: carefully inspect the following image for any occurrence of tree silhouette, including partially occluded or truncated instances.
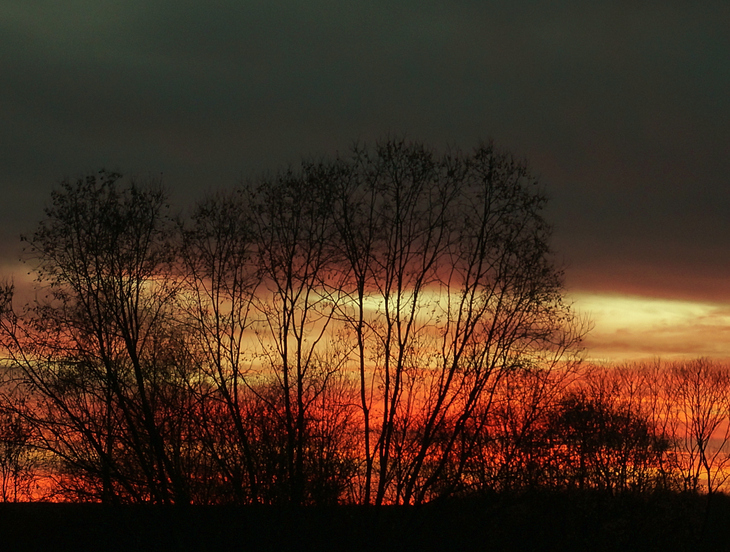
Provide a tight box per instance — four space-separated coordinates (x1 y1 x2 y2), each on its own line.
177 191 261 503
0 172 190 503
0 140 590 505
542 389 670 493
665 359 730 494
331 141 583 504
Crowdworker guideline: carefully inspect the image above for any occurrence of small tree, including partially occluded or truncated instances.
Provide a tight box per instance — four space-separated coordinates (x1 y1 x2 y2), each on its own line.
0 389 37 502
177 191 261 503
544 389 670 493
665 359 730 494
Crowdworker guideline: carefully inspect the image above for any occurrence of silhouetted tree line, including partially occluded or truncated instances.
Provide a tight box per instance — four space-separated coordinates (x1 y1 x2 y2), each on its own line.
0 140 725 505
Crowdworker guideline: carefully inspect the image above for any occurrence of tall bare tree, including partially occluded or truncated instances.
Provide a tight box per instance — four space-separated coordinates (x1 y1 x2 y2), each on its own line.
0 172 189 503
332 140 584 504
246 162 356 504
177 191 262 503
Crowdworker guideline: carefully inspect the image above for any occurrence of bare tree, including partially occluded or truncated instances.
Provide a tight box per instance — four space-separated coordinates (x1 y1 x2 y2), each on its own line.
332 140 584 504
469 358 581 493
0 172 190 503
246 162 354 504
665 358 730 494
177 191 261 503
0 379 38 502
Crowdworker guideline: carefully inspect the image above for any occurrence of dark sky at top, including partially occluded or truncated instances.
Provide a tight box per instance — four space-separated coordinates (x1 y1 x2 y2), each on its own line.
2 1 729 303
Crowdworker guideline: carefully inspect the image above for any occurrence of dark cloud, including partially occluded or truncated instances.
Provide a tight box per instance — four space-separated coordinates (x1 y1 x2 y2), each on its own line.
2 1 729 302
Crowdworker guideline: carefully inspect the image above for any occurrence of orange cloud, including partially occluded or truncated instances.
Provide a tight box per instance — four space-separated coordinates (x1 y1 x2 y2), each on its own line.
570 292 730 362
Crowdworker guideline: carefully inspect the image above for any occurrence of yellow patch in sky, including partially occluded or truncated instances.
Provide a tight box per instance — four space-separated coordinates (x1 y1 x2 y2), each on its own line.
569 292 730 362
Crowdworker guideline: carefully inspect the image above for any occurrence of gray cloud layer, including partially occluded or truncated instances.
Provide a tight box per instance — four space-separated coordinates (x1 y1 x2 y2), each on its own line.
2 1 729 299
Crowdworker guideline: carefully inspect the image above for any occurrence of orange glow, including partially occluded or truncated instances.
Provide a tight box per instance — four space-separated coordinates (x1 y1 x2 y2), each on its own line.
570 292 730 361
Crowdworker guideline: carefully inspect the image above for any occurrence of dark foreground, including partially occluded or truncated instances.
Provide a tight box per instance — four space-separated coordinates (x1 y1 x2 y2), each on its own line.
1 491 729 552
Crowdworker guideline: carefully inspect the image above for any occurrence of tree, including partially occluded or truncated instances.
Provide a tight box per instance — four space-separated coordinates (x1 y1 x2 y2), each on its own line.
664 359 730 494
245 162 358 504
331 140 584 504
0 171 190 503
176 191 262 503
542 387 671 493
0 139 584 505
0 384 38 502
467 359 581 493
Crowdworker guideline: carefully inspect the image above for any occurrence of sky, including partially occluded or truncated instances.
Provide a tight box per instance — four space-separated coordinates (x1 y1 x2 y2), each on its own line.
1 1 729 361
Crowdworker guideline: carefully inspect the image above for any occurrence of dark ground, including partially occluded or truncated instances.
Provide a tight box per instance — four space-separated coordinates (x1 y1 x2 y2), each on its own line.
1 490 729 552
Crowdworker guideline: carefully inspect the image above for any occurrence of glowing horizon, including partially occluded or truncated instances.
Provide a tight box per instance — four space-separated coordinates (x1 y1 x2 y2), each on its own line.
7 255 730 364
570 291 730 362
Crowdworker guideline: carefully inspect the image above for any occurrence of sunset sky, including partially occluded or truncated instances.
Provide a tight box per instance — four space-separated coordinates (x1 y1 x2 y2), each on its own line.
1 2 729 361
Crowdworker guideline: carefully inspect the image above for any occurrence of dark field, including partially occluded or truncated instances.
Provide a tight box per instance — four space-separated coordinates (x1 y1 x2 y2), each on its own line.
1 491 729 552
